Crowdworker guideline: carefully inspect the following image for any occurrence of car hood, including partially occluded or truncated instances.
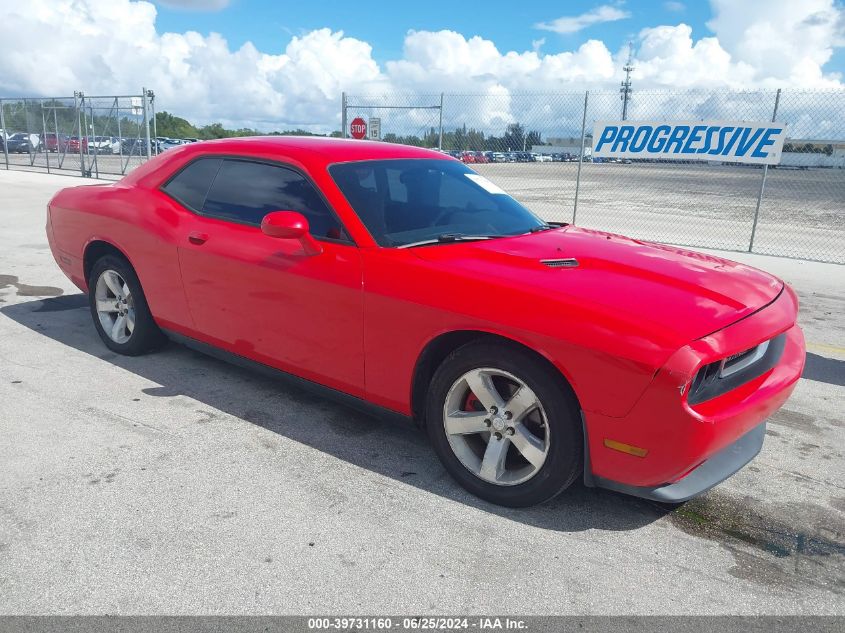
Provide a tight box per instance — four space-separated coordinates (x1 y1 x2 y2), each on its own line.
410 225 783 345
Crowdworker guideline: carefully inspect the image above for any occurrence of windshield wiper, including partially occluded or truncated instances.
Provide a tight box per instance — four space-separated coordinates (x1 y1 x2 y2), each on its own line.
397 233 497 249
528 224 553 233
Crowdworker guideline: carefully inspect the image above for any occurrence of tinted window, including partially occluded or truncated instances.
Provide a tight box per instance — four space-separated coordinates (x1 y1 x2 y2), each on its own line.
202 159 346 240
330 159 544 246
163 158 221 212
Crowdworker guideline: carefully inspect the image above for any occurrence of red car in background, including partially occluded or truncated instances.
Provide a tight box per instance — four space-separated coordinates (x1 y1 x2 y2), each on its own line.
45 137 805 507
44 133 70 153
67 136 88 153
459 150 490 164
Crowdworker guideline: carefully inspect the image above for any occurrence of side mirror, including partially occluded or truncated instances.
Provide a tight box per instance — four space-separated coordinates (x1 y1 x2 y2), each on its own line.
260 211 322 256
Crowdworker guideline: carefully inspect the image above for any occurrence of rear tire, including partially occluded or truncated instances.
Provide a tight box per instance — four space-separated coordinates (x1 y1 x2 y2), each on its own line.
88 254 165 356
426 341 583 507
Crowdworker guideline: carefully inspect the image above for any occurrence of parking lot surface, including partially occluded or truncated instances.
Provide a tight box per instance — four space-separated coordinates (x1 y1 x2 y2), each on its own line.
0 170 843 614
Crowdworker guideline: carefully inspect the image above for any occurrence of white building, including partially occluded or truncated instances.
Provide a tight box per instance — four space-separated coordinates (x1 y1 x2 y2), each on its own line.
780 139 845 168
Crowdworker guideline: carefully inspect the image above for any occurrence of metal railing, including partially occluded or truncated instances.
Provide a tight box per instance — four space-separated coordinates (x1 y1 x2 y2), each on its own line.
343 89 845 264
1 88 841 263
0 89 155 178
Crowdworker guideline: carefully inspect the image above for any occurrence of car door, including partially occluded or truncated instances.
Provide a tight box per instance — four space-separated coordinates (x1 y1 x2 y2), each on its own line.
168 156 365 398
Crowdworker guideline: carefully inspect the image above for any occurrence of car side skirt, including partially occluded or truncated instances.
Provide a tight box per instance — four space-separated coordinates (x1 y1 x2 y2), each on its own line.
162 329 415 429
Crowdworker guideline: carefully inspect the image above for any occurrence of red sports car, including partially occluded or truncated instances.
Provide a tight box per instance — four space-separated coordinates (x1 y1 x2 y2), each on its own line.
46 137 805 507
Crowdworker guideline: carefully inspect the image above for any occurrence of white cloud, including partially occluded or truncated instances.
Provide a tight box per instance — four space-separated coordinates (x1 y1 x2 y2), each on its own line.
706 0 843 87
0 0 841 134
535 5 631 35
156 0 230 9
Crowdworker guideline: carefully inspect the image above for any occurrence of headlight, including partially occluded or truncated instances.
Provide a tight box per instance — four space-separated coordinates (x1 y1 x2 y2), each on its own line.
687 334 785 405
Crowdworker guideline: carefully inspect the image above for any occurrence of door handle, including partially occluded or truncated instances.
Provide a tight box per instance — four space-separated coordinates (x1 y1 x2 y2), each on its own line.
188 232 208 245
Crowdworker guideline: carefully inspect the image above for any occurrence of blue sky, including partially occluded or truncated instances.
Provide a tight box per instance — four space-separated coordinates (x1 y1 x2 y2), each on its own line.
152 0 845 78
154 0 714 61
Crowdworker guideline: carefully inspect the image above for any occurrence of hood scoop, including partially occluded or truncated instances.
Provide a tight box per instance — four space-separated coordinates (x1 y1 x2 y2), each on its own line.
540 257 579 269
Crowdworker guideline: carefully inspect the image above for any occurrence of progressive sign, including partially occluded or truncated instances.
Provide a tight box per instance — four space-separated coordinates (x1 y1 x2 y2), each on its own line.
592 121 787 165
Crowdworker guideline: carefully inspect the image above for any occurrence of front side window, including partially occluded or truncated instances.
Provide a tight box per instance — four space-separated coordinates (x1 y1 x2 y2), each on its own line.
202 159 347 240
162 157 222 212
329 159 544 246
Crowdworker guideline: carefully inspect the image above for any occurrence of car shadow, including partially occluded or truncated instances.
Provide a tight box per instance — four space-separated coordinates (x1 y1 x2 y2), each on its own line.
802 352 845 387
2 294 667 533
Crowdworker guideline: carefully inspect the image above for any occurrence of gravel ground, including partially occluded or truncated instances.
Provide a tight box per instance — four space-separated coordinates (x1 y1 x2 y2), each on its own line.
474 162 845 263
0 169 843 615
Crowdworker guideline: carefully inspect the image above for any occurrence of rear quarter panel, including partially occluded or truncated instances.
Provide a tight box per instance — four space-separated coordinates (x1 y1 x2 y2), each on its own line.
48 183 192 331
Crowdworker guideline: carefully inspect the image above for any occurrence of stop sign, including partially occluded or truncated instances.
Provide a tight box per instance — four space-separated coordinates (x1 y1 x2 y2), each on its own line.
350 117 367 139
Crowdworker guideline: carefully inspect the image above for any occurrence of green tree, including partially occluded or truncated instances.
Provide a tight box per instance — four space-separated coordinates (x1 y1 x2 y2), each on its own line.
154 111 199 139
503 123 525 151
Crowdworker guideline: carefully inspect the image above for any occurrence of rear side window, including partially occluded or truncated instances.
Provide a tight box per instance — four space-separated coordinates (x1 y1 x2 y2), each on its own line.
202 159 347 240
162 158 221 212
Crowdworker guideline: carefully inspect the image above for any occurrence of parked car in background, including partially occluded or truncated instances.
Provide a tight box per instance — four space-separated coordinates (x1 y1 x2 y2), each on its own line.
491 152 507 163
121 137 146 155
535 153 553 163
67 136 88 153
5 133 41 153
87 136 114 154
44 133 71 153
156 137 184 151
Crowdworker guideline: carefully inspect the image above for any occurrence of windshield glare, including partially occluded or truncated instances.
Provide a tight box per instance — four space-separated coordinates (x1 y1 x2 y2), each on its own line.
329 158 544 247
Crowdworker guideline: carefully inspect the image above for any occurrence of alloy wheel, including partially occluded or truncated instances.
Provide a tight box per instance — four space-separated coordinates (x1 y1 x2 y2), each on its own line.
442 367 550 486
94 269 135 344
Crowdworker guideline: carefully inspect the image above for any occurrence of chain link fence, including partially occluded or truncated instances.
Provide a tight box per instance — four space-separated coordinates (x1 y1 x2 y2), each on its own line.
1 88 841 263
344 89 845 264
0 90 155 178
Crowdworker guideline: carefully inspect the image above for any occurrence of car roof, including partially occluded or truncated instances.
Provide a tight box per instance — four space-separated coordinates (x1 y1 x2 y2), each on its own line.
124 135 455 187
187 136 448 163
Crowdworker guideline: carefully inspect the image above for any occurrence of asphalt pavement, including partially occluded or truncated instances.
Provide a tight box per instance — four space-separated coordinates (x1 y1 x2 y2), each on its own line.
0 170 842 614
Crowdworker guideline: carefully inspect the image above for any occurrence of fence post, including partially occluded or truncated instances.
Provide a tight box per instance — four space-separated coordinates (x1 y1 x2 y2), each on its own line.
0 99 8 170
141 88 151 160
142 86 151 160
40 99 50 174
573 90 589 225
438 93 444 150
149 90 157 157
54 102 63 170
116 97 125 173
25 100 37 167
341 92 347 139
74 91 85 177
749 88 781 253
87 102 99 179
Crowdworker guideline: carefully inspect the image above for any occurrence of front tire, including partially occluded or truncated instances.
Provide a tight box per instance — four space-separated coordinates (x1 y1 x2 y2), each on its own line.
88 254 165 356
426 341 583 507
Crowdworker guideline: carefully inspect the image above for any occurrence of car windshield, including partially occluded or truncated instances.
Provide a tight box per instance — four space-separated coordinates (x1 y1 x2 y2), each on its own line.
10 133 27 140
329 158 545 247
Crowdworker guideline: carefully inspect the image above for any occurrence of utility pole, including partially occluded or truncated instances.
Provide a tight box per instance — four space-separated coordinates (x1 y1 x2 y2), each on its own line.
620 42 634 120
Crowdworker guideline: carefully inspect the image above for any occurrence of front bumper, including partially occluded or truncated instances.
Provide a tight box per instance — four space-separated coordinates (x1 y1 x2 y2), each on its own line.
583 285 805 496
590 421 766 502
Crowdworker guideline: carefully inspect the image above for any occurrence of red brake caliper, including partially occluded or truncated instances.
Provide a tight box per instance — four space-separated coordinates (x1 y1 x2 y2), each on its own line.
463 391 482 412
